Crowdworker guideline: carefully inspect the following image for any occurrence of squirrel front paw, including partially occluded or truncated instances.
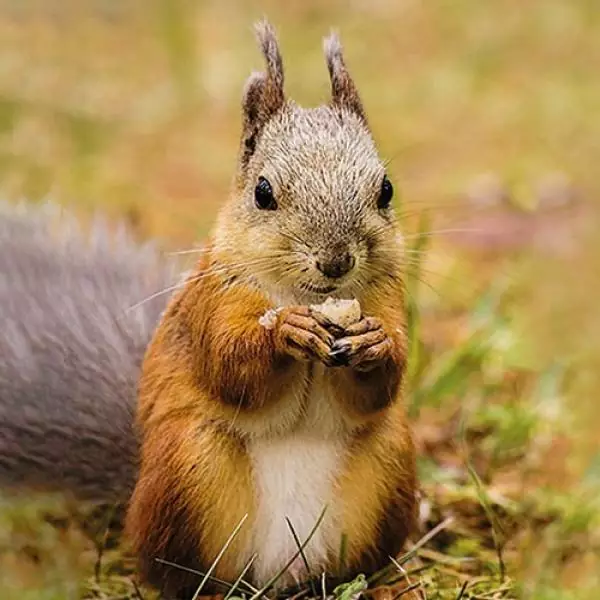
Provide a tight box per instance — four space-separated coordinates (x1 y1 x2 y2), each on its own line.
273 306 337 366
326 317 393 372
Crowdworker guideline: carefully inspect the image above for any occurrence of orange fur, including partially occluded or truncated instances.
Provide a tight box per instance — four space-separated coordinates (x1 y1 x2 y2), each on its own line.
125 21 417 599
331 281 416 572
126 254 306 595
327 283 408 423
125 251 417 597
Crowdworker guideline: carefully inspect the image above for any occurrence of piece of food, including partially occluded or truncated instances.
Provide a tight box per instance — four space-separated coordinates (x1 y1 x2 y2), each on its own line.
310 297 361 328
258 307 283 329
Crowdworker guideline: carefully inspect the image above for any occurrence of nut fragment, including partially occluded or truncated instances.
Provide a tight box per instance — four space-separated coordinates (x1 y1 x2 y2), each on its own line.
258 308 282 329
310 297 361 328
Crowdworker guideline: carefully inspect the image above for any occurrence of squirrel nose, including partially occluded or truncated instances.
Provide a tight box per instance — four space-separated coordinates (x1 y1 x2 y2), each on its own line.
316 252 356 279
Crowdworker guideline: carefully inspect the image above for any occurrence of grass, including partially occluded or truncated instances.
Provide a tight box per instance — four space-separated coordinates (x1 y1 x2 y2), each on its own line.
1 218 596 599
1 1 599 599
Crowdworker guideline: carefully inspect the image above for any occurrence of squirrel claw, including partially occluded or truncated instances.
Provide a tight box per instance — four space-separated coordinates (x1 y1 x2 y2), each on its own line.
328 320 392 371
329 340 352 367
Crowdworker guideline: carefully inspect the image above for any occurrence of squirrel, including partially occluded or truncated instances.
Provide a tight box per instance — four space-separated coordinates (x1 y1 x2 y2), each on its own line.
125 21 416 598
0 20 417 600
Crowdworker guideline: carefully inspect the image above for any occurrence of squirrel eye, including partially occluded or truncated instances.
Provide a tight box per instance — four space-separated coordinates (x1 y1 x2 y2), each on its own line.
255 176 277 210
378 175 394 210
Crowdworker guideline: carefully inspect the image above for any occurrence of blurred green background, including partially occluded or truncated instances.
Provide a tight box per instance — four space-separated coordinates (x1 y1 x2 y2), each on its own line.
0 1 599 598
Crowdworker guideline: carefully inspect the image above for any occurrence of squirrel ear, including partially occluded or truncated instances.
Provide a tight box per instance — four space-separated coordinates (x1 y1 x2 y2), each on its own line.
240 20 285 166
323 32 366 122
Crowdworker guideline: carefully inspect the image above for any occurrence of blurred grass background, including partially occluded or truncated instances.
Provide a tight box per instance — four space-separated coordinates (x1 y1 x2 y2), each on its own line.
0 0 599 598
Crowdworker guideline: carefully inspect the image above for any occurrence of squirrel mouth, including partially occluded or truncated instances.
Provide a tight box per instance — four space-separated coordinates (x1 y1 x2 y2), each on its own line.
299 283 338 295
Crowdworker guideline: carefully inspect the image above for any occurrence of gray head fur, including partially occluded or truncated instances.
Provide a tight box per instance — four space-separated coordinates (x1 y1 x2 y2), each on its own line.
239 20 367 170
220 20 402 304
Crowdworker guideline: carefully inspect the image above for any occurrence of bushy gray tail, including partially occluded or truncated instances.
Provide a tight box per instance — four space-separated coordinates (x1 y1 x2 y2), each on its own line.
0 201 178 501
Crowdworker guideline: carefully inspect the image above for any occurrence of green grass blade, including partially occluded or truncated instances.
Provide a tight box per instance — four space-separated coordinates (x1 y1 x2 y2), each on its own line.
191 513 249 600
249 506 328 600
154 558 257 593
455 580 469 599
224 553 258 600
368 516 454 584
286 516 317 597
465 460 506 582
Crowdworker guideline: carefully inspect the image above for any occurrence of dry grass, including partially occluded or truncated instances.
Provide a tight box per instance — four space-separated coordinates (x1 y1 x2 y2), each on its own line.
0 1 599 598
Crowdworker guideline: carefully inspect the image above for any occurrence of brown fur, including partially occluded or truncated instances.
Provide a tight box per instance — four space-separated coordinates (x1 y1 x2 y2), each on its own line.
323 32 366 122
240 20 286 169
126 255 416 596
125 20 417 598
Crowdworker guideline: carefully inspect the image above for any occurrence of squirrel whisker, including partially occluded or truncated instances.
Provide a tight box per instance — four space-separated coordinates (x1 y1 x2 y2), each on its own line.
402 227 483 240
126 254 296 314
167 246 211 257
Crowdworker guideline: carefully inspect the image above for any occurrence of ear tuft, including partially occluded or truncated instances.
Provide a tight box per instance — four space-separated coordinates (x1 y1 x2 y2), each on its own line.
254 19 284 97
239 19 286 167
323 31 366 122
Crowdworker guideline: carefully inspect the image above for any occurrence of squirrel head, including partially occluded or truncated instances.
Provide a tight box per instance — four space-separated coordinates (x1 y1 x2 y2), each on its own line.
214 20 403 303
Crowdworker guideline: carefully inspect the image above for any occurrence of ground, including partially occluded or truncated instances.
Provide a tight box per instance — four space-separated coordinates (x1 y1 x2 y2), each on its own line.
0 2 599 599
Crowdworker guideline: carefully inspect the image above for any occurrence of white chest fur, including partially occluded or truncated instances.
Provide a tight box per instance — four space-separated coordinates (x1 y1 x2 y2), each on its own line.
248 434 343 585
246 368 348 586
